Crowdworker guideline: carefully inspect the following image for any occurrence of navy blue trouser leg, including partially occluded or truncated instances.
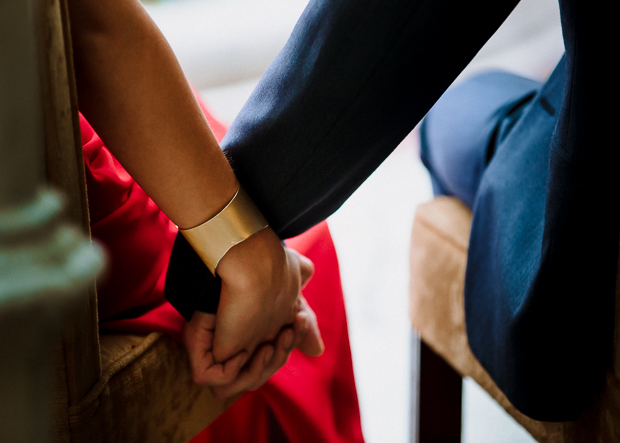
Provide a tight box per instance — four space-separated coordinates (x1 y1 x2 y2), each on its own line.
419 71 541 209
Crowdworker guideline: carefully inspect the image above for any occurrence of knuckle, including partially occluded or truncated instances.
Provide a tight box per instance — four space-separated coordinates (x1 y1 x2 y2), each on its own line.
275 353 290 370
247 370 263 386
210 387 229 400
222 372 236 385
248 379 267 392
192 372 206 385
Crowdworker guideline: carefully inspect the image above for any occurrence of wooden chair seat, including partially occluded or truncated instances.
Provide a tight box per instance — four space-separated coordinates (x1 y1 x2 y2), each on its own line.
52 332 231 442
409 196 620 442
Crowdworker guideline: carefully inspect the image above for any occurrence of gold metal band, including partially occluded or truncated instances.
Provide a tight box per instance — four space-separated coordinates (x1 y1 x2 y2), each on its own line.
180 185 268 275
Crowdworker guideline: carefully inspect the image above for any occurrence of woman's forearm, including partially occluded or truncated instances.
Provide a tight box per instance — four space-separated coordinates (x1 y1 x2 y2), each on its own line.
68 0 313 367
68 0 236 228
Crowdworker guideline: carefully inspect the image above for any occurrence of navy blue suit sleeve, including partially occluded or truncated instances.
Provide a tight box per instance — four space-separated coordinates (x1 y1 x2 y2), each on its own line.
222 0 519 238
165 0 518 318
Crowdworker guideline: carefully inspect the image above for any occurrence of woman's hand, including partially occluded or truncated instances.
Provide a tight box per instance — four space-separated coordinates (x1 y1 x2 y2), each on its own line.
212 230 317 363
68 0 325 391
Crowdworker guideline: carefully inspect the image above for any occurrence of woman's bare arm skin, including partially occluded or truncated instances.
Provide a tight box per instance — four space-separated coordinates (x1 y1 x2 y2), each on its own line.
69 0 236 225
67 0 322 373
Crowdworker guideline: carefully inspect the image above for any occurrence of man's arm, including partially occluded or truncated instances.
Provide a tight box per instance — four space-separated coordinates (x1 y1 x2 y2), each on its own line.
166 0 519 328
222 0 519 237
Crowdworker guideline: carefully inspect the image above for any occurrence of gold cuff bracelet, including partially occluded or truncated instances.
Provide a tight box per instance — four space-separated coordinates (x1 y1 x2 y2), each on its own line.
180 185 268 275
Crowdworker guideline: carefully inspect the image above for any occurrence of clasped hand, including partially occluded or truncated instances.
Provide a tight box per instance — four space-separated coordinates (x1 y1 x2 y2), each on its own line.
183 228 324 399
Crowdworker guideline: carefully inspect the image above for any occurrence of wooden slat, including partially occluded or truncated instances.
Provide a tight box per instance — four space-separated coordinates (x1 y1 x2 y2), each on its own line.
38 0 101 407
38 0 88 229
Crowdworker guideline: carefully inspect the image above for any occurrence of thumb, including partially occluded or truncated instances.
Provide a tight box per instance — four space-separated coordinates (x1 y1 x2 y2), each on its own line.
298 253 315 289
286 248 315 289
296 302 324 357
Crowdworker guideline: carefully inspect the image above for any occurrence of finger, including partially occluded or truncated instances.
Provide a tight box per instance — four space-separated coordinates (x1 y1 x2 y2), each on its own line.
291 310 309 350
298 320 324 357
286 248 315 289
295 297 324 357
183 312 216 349
189 311 216 330
279 326 296 354
191 350 249 386
212 325 297 399
211 343 277 399
252 328 294 385
298 254 315 289
183 313 251 386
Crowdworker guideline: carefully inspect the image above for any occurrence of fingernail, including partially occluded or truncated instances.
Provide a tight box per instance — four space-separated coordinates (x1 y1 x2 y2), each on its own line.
264 347 274 364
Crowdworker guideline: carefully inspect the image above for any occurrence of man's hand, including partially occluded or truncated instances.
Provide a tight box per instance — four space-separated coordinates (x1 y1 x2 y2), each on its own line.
183 311 249 388
212 228 315 363
183 293 324 399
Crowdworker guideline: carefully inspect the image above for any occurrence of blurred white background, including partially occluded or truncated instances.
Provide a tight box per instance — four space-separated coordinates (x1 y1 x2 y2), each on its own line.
146 0 564 441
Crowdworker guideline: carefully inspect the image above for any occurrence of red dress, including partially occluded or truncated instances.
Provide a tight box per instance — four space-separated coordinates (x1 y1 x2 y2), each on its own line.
81 96 364 442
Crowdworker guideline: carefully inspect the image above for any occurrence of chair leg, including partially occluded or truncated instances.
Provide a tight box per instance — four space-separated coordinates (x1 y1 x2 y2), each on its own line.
411 335 462 443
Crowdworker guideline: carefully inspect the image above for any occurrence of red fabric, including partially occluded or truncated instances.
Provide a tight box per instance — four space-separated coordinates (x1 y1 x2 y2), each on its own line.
194 223 364 443
81 95 363 442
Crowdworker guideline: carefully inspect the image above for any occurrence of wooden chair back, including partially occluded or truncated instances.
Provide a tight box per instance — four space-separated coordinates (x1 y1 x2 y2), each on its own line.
40 2 234 441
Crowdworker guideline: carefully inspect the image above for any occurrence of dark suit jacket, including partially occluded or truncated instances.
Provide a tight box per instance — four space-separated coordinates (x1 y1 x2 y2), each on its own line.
166 0 617 421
